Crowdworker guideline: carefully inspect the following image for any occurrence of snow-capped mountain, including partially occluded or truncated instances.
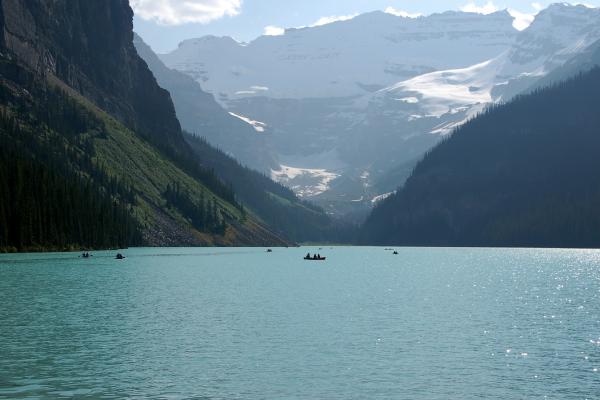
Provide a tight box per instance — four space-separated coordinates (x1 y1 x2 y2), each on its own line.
505 4 600 75
370 4 600 139
492 3 600 101
160 3 600 217
162 10 516 100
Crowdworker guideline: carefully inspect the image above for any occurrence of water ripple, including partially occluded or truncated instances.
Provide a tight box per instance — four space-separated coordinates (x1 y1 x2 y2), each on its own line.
1 247 600 399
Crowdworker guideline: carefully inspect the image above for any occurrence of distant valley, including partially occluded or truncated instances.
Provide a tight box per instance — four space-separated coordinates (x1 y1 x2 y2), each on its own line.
157 4 600 219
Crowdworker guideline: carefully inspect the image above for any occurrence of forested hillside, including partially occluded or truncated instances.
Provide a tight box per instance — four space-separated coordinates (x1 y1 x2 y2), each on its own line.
0 96 140 251
0 0 289 251
185 135 355 243
361 68 600 248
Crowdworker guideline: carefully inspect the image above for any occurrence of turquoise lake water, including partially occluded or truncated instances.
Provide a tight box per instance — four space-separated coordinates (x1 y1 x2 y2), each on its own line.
1 247 600 399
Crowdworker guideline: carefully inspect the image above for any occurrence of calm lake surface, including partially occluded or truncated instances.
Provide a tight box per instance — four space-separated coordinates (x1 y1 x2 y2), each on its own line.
1 247 600 399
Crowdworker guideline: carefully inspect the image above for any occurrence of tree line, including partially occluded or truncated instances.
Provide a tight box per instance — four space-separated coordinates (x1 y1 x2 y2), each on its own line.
164 183 227 235
0 67 142 251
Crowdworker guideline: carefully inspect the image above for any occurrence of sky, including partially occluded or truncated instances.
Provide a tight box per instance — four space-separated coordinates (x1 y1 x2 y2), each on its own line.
131 0 600 53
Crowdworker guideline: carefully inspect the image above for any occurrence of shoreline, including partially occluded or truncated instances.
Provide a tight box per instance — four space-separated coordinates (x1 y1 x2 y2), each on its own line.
3 244 600 255
0 245 127 254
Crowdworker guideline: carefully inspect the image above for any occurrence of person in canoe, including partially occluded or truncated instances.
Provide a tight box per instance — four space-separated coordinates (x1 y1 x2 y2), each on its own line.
115 253 126 260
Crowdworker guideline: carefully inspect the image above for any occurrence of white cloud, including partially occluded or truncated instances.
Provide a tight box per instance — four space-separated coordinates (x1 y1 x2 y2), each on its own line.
461 1 537 30
460 1 499 14
311 14 358 27
263 25 285 36
508 8 535 30
130 0 241 25
384 7 422 18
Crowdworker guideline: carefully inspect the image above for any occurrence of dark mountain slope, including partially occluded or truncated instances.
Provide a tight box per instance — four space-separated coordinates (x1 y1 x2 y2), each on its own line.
361 68 600 248
0 0 288 249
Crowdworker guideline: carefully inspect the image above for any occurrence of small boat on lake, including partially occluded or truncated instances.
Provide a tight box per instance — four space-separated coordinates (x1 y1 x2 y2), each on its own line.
115 253 126 260
393 251 399 255
304 253 326 261
267 249 273 253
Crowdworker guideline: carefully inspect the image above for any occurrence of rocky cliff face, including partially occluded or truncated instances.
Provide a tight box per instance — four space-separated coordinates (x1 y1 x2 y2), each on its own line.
0 0 185 153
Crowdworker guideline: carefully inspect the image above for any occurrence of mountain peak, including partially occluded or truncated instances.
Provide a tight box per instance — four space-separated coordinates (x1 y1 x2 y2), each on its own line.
545 2 594 12
177 35 241 50
521 2 600 35
534 2 599 20
436 9 511 17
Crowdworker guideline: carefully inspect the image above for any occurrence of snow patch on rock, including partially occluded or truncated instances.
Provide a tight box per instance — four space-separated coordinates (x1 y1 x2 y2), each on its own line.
271 165 340 198
228 112 267 132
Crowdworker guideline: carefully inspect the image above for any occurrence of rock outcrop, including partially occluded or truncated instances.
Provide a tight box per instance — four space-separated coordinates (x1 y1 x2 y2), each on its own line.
1 0 185 153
